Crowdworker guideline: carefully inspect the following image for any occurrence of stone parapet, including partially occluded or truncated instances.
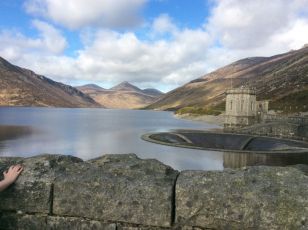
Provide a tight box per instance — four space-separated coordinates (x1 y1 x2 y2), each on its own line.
0 154 307 229
226 88 256 95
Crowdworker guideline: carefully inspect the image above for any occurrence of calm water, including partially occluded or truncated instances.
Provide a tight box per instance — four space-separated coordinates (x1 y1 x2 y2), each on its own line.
0 107 223 171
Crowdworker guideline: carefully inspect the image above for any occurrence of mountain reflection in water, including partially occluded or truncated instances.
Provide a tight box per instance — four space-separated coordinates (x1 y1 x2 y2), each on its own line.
1 107 307 171
0 107 223 171
0 125 32 141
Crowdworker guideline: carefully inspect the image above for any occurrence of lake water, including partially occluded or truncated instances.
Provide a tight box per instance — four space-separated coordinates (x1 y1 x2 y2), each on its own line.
0 107 223 171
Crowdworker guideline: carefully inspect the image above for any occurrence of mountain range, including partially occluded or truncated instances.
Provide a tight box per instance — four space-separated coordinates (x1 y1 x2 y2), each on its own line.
147 46 308 112
1 45 307 112
0 57 163 109
0 57 99 108
76 82 164 109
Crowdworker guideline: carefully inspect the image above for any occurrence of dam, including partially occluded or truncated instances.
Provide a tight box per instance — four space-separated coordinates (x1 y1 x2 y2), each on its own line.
142 130 308 168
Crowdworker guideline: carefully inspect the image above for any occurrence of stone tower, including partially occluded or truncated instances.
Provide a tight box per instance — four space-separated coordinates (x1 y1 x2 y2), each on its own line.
224 87 257 130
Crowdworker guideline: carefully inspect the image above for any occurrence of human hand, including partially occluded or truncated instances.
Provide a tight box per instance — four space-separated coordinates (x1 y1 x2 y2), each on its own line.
3 164 23 184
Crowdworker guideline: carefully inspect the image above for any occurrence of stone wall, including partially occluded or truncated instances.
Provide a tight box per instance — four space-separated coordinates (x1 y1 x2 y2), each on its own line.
235 121 308 141
0 154 307 230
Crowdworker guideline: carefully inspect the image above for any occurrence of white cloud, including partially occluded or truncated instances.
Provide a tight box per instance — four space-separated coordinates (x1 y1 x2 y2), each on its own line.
0 20 67 61
152 14 178 35
24 0 147 29
0 17 211 90
32 20 67 53
270 18 308 51
2 0 308 92
74 27 211 85
207 0 308 52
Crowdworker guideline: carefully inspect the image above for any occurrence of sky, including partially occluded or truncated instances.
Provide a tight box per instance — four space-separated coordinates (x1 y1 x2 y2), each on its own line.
0 0 308 92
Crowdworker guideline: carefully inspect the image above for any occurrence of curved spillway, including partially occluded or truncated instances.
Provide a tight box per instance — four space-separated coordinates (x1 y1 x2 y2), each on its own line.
142 131 308 154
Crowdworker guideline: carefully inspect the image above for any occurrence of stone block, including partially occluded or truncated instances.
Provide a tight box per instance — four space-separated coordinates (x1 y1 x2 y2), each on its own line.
0 154 82 214
0 213 47 230
176 166 308 229
117 225 166 230
53 154 178 227
47 216 116 230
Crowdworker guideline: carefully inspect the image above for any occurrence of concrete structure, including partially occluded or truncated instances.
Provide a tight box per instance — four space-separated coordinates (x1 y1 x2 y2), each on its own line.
256 100 269 122
224 87 268 130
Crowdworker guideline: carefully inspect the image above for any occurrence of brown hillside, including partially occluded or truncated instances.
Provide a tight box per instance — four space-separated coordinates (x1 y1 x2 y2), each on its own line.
78 82 164 109
92 90 159 109
0 57 100 108
147 47 308 112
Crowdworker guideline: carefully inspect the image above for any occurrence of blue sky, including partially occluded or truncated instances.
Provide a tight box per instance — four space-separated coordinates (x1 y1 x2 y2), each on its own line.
0 0 307 92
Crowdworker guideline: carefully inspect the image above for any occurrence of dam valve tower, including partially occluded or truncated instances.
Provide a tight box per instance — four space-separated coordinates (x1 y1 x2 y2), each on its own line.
224 87 268 131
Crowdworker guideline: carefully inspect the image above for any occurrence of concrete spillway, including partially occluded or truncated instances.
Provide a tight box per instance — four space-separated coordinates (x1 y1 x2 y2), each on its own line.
141 131 308 168
142 131 308 153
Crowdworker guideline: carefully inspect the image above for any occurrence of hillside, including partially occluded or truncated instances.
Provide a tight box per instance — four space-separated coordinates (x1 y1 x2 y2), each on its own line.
0 57 100 108
77 82 164 109
75 84 106 95
147 46 308 112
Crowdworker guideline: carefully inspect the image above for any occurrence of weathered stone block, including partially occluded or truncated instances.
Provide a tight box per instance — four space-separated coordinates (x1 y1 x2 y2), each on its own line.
47 216 116 230
116 225 166 230
53 154 178 227
0 213 47 230
176 166 308 229
0 154 82 214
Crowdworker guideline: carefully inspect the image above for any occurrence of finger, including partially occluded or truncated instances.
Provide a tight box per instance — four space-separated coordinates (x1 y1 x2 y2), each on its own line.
17 166 23 173
14 164 21 170
12 164 21 172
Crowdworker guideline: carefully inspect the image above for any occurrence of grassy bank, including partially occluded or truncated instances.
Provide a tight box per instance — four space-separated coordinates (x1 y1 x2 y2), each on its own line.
175 106 222 116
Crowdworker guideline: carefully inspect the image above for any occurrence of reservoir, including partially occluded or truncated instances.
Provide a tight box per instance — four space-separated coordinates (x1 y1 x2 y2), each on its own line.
1 107 307 171
0 107 222 171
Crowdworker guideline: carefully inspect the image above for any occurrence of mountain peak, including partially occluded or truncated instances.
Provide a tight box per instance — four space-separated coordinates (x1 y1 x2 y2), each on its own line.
78 84 105 90
111 81 142 92
142 88 164 97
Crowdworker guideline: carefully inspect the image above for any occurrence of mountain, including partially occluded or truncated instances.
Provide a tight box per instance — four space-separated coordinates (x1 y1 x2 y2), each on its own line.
89 90 160 109
110 81 142 92
76 84 106 95
142 88 164 97
77 84 105 91
0 57 100 108
147 46 308 112
78 81 164 109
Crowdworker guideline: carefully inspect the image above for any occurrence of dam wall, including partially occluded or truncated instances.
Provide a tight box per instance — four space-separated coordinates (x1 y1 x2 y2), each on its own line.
234 120 308 141
0 154 308 230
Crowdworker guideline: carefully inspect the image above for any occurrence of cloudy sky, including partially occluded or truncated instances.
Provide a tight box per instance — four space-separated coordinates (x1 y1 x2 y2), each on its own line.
0 0 308 92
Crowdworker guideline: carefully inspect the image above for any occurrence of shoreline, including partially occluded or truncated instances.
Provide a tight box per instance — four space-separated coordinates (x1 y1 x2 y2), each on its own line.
174 113 224 127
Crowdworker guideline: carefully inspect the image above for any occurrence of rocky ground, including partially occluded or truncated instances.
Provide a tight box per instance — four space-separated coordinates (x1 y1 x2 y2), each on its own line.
0 154 307 229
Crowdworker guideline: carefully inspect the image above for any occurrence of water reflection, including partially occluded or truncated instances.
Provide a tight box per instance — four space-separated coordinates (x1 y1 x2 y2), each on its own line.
223 151 308 169
0 125 32 141
0 107 222 171
2 107 306 171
